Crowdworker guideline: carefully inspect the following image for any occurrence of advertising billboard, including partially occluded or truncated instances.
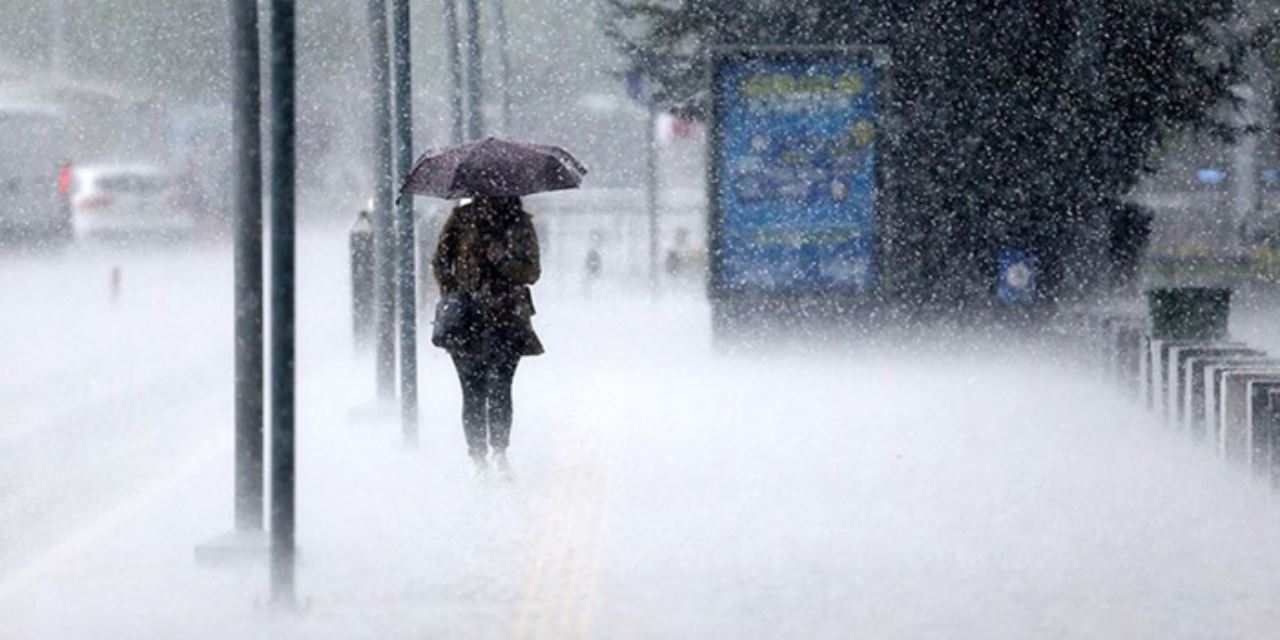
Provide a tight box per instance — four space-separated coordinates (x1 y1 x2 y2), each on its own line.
710 48 882 296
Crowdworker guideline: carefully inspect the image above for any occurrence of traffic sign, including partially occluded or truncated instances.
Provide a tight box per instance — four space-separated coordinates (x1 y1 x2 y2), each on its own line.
997 248 1036 304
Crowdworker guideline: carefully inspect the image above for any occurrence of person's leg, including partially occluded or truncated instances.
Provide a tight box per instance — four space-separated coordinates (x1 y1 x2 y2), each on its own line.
451 353 489 461
486 351 521 454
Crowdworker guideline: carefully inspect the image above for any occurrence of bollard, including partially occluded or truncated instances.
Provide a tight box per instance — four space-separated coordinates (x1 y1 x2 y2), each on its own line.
1139 332 1153 409
1269 389 1280 488
1081 311 1108 370
1164 342 1246 428
1205 361 1280 454
1150 340 1210 425
1175 347 1259 433
1219 370 1280 465
1186 353 1265 437
350 210 374 349
1247 381 1280 473
1099 314 1142 388
1116 324 1144 398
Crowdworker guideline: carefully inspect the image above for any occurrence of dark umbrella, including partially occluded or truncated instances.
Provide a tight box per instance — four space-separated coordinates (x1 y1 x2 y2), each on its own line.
399 137 587 199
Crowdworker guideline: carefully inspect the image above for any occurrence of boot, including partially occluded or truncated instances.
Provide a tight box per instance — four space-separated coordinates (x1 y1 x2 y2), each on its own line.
492 448 513 481
471 452 490 480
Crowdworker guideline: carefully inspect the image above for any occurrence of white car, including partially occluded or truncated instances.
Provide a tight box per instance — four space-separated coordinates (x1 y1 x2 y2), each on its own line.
70 164 195 240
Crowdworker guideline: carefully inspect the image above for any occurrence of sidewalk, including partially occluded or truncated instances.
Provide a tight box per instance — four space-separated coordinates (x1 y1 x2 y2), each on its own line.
7 291 1280 639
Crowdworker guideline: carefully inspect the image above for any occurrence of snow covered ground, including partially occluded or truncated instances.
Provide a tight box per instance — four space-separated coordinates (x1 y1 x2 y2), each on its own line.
4 225 1280 639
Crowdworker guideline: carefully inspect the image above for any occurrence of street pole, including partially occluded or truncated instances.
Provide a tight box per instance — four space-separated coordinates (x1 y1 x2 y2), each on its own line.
392 0 418 443
493 0 513 135
645 106 659 293
464 0 483 140
268 0 297 607
49 0 66 76
369 0 397 402
1070 0 1105 296
230 0 265 534
444 0 465 144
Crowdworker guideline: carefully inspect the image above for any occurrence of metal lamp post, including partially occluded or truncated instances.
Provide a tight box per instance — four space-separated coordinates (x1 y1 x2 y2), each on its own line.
392 0 419 442
268 0 298 606
369 0 398 402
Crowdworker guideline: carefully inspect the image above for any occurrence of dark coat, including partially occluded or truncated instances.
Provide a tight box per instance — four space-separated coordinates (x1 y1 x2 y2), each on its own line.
432 201 543 357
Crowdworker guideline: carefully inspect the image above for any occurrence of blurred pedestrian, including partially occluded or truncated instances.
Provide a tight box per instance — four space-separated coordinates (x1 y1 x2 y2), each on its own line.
432 196 543 479
665 227 691 277
583 228 604 298
110 266 122 304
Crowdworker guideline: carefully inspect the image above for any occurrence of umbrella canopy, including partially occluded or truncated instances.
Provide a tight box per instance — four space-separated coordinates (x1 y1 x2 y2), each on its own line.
399 137 587 199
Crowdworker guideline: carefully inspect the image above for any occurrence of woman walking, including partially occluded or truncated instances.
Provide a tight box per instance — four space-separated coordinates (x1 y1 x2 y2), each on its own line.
433 195 543 477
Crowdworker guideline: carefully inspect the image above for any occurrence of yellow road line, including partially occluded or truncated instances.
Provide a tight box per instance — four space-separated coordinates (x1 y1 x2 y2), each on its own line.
574 468 616 640
512 377 624 640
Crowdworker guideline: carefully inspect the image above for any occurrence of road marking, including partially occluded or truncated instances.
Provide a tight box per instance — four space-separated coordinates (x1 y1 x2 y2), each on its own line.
512 376 624 640
574 467 616 640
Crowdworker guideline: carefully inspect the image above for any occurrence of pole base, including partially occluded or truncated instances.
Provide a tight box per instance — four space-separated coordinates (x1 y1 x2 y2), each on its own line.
347 396 399 425
194 529 270 566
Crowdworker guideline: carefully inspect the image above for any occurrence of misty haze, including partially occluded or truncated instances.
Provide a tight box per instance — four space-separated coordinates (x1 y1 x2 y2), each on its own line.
6 1 1280 639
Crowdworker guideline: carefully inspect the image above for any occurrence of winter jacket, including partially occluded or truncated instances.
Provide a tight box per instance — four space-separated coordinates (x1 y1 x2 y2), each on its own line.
432 201 544 357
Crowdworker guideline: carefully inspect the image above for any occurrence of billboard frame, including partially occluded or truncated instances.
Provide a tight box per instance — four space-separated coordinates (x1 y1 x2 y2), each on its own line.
707 45 893 327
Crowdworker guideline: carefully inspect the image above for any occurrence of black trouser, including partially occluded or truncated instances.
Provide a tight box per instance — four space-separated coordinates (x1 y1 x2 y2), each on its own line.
450 349 521 457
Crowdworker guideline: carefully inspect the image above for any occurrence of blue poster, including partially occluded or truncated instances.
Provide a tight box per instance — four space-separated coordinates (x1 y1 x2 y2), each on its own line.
996 248 1037 304
714 53 879 292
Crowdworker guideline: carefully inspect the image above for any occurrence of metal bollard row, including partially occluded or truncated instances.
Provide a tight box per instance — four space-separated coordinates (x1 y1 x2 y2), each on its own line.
1086 290 1280 486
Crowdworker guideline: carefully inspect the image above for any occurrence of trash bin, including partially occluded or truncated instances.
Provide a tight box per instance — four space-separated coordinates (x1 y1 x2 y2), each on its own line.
1147 286 1231 341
